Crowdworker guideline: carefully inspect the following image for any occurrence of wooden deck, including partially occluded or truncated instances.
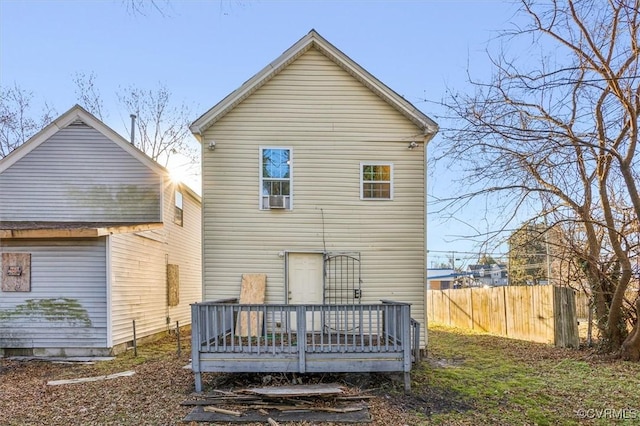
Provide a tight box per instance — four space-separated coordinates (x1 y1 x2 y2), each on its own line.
191 300 420 391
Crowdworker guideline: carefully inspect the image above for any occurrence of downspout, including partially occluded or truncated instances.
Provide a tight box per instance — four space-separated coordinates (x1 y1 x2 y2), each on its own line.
423 128 438 350
195 129 206 302
106 235 113 351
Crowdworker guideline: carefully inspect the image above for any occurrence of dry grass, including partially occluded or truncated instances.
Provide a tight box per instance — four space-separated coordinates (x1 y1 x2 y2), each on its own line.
1 326 639 425
0 330 410 425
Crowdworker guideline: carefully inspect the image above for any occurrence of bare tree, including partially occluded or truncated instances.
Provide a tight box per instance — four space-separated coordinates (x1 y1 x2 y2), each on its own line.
117 83 197 169
73 72 105 120
122 0 170 16
121 0 251 17
73 75 198 172
434 0 639 358
0 84 55 158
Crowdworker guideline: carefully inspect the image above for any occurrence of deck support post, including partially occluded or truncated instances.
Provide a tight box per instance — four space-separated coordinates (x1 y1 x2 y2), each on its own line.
297 305 307 373
191 304 203 393
194 372 202 393
402 305 412 393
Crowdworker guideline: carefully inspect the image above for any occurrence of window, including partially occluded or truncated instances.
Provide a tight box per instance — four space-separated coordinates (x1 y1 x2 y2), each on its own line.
174 190 183 226
360 163 393 200
260 147 292 209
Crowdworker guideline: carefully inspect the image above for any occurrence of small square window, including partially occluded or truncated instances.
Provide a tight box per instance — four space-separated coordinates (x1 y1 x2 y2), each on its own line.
360 163 393 200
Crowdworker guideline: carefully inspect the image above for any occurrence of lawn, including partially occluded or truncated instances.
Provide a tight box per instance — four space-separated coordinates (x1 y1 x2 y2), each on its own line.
0 325 638 425
415 325 640 425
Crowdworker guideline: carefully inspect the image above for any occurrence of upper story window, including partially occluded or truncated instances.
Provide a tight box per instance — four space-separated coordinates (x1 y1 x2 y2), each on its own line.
260 147 292 210
360 163 393 200
174 190 183 226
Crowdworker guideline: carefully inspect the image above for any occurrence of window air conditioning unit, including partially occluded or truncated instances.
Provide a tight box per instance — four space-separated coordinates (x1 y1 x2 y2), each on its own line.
268 195 286 209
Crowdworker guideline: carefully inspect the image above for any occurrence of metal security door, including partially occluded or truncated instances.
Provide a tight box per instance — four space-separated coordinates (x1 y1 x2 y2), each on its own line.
324 253 361 331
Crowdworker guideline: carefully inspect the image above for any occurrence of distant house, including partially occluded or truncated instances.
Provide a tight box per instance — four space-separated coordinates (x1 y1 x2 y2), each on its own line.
427 268 455 290
426 268 472 290
190 30 438 348
0 105 201 357
466 264 508 287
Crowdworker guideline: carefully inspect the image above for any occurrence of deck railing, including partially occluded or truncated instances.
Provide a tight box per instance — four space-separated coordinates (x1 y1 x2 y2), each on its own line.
191 300 419 391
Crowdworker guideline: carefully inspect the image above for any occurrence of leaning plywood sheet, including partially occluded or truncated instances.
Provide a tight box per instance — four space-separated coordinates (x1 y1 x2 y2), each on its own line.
235 273 267 337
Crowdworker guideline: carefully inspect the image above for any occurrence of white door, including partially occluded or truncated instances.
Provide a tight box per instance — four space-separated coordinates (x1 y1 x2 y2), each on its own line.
287 253 324 331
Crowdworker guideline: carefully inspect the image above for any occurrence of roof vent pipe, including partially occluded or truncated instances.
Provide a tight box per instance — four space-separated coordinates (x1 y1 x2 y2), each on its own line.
129 114 137 145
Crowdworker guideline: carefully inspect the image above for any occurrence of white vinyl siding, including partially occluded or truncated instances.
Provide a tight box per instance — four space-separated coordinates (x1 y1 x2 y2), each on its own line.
0 123 162 223
109 180 201 347
0 239 108 353
201 47 426 344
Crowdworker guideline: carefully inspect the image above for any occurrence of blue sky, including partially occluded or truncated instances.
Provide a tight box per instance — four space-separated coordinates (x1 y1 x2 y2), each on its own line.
0 0 523 265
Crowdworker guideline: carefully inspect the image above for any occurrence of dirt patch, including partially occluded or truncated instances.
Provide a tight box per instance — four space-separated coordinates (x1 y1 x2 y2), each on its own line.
427 357 466 368
391 386 474 417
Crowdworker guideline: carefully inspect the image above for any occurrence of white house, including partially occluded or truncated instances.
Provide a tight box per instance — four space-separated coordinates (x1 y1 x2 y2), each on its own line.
0 105 201 356
190 30 438 348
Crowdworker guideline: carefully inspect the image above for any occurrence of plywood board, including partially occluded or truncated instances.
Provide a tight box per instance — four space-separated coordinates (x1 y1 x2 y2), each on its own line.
167 264 180 306
1 253 31 292
235 274 266 337
239 274 267 304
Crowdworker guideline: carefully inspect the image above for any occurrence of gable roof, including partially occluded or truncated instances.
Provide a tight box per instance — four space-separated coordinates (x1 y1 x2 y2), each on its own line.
0 104 165 176
190 29 439 139
0 104 201 203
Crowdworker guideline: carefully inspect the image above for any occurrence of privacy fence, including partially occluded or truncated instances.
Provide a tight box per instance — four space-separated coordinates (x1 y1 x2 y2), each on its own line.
427 286 579 348
575 290 639 320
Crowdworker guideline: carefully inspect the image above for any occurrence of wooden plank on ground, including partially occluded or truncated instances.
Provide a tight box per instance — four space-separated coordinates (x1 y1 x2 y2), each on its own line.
235 273 267 337
240 383 345 398
203 406 242 416
184 404 371 423
47 370 135 386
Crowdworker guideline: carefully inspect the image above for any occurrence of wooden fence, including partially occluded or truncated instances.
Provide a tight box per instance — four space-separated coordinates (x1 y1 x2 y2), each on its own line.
427 286 579 348
575 290 639 320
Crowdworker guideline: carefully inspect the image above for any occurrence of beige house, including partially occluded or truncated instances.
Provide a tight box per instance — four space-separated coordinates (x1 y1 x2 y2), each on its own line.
191 30 438 347
0 105 201 356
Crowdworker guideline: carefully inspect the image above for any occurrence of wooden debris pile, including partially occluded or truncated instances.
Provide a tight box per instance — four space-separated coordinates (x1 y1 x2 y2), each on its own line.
182 383 373 423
